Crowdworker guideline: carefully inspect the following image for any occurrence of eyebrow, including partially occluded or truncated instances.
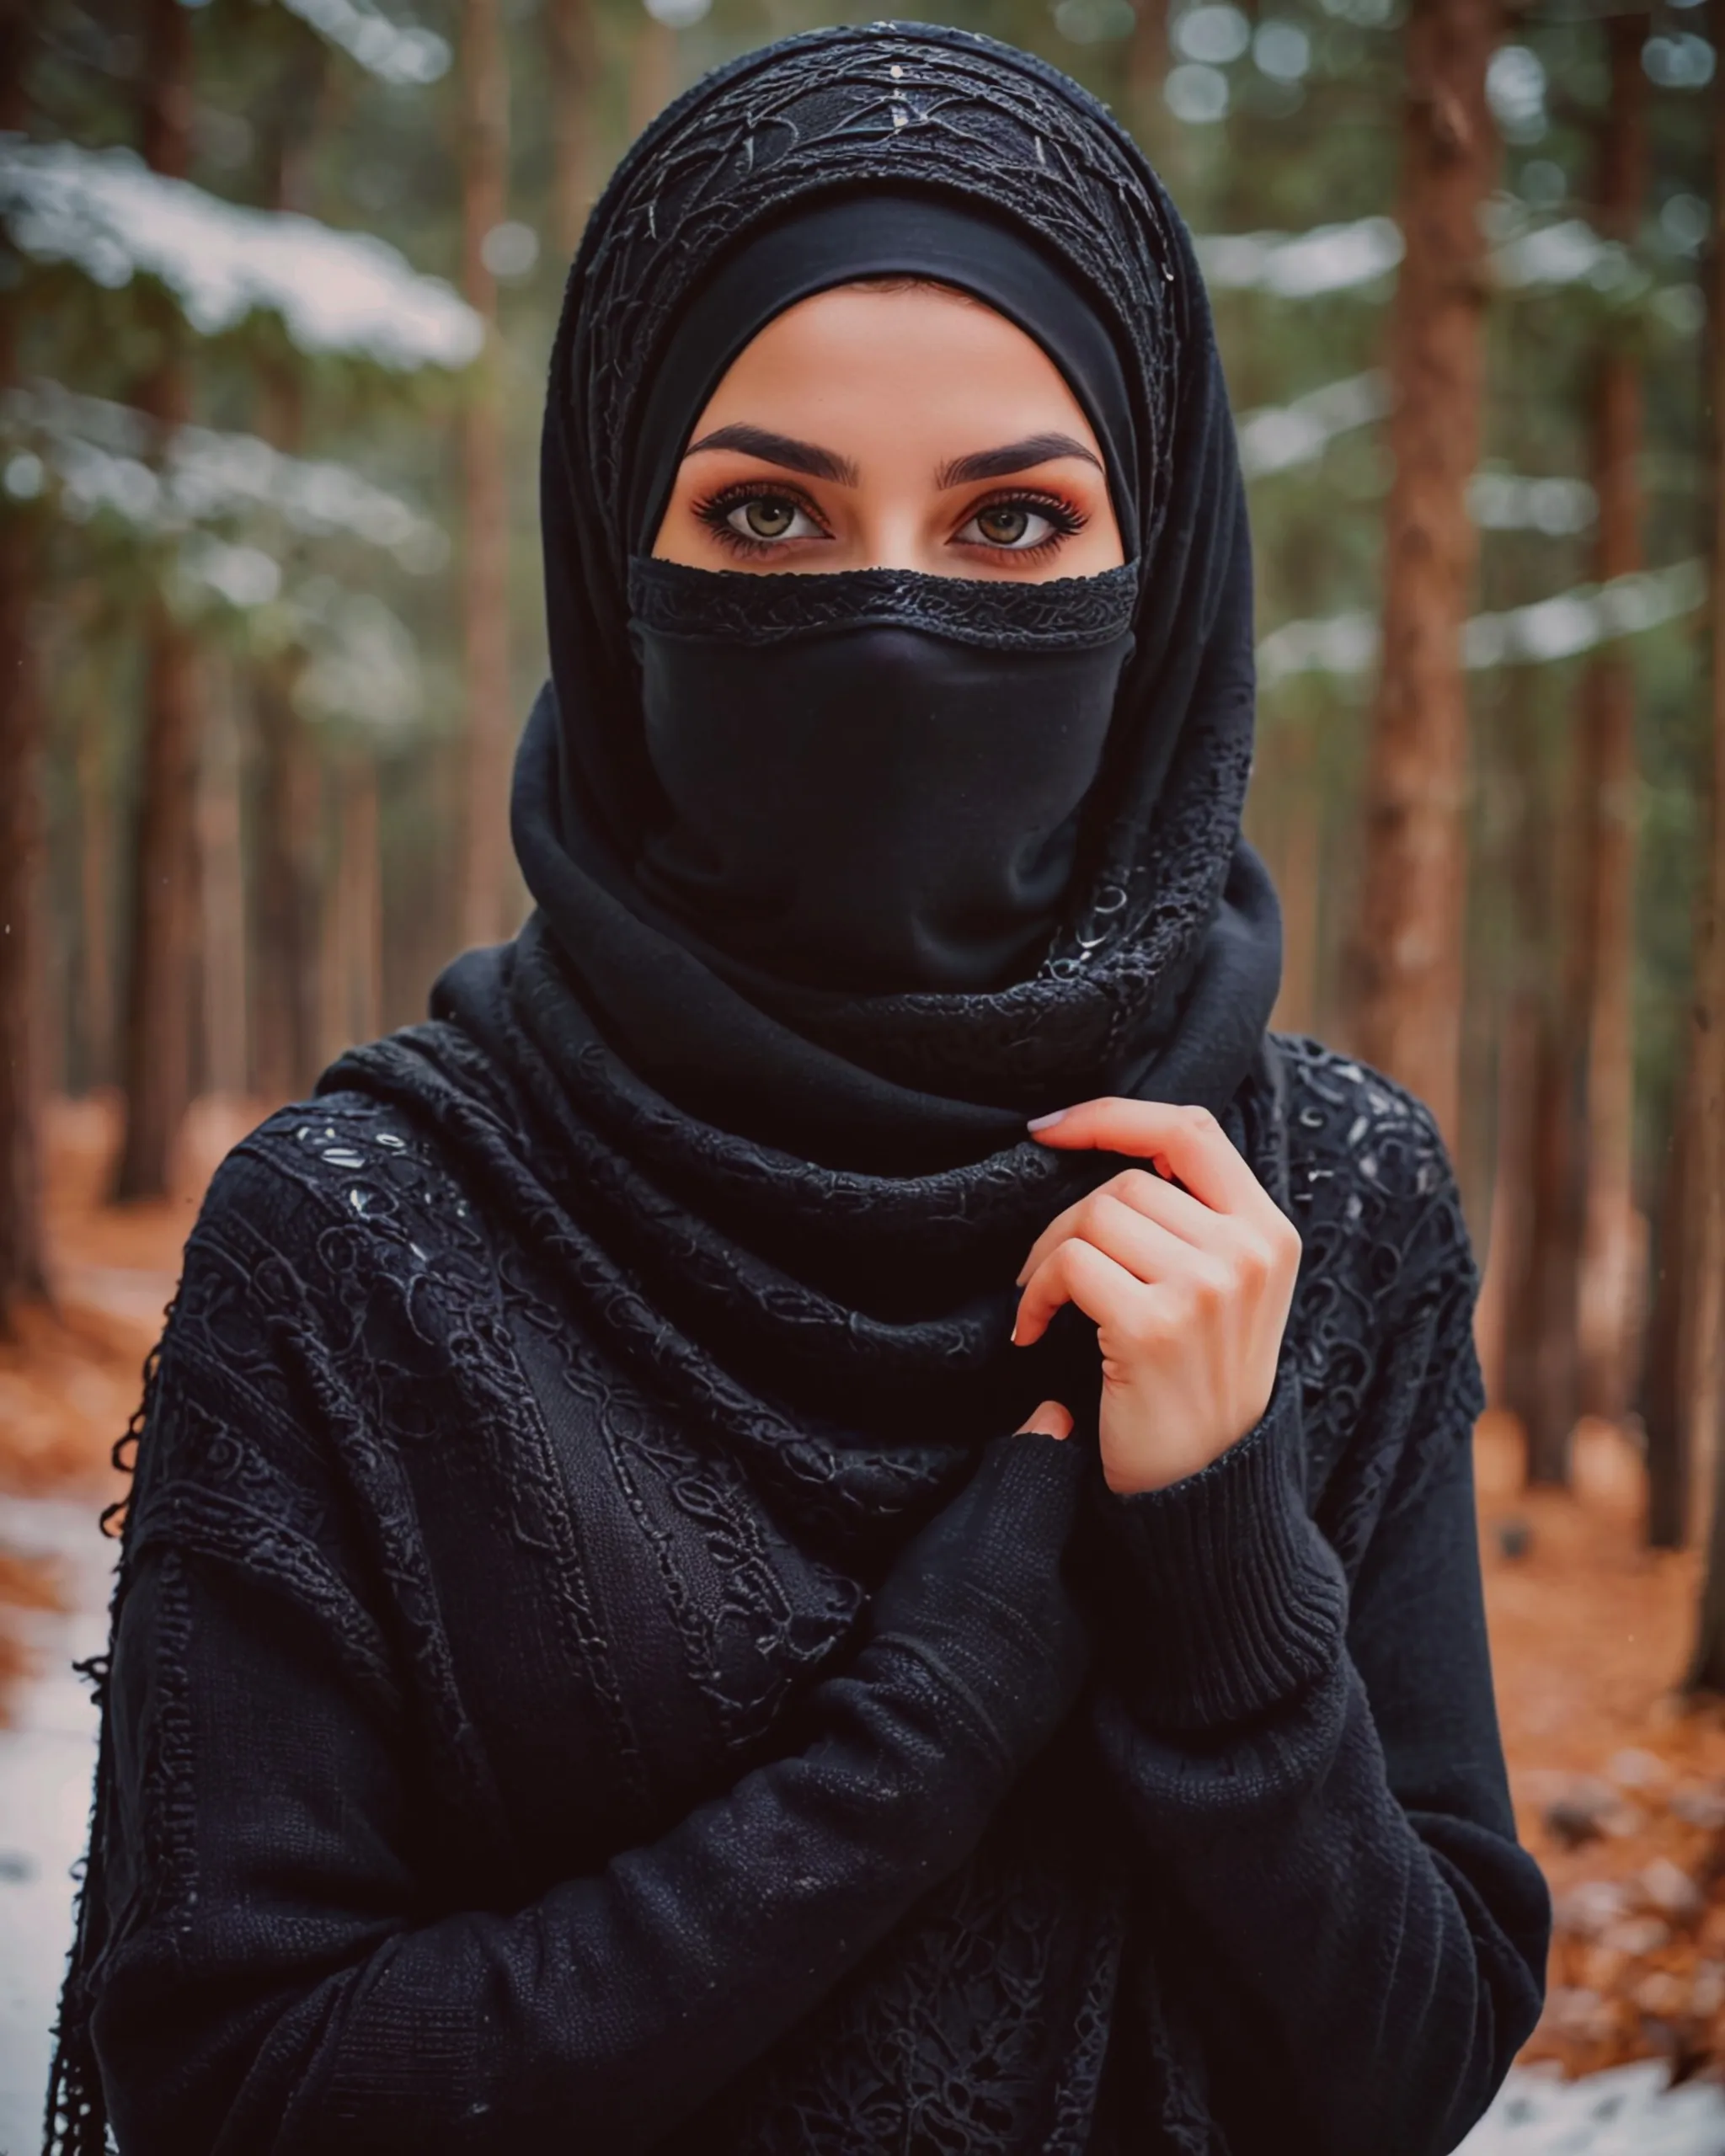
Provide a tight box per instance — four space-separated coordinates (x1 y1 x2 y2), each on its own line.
683 424 859 485
936 433 1104 488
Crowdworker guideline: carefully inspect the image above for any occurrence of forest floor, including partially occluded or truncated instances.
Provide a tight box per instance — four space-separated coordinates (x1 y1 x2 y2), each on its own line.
5 1098 1725 2152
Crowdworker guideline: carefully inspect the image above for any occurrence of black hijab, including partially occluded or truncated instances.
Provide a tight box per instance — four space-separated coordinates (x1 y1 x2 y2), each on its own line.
474 22 1279 1181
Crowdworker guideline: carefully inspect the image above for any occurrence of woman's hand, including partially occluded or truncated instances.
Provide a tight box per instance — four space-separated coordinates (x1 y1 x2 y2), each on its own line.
1012 1099 1301 1497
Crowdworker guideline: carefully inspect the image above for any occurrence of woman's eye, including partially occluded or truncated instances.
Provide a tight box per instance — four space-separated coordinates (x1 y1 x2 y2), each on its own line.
956 502 1061 550
726 494 819 542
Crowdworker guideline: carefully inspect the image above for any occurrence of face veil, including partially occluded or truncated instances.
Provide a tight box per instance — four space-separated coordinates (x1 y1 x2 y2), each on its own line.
620 191 1146 998
483 23 1282 1173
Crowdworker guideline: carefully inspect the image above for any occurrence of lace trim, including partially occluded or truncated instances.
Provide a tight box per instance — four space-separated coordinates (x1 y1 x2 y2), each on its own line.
626 556 1140 651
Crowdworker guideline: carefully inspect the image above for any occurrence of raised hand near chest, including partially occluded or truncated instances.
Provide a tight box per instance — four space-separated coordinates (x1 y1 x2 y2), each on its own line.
1012 1099 1302 1498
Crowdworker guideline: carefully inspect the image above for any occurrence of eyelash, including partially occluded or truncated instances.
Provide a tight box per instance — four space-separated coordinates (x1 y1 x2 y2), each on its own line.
692 481 831 558
688 481 1092 560
956 488 1089 558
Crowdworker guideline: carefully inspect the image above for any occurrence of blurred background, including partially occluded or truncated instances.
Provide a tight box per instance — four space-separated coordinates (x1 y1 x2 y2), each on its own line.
0 0 1723 2143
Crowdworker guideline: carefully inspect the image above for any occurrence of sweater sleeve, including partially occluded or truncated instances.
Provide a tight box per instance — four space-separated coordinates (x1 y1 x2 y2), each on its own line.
93 1538 1022 2156
83 1170 1078 2156
1084 1262 1551 2156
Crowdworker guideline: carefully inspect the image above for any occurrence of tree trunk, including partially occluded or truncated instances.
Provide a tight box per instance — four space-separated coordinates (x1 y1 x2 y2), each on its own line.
547 0 599 262
1496 695 1587 1481
1266 723 1320 1038
250 664 323 1102
248 72 327 1107
0 0 49 1325
1477 982 1535 1412
318 755 383 1068
75 675 113 1096
1682 1 1725 1686
628 13 676 141
457 0 514 955
1509 990 1583 1483
1127 0 1182 194
0 435 48 1329
113 575 201 1200
1645 1102 1690 1548
1341 0 1501 1151
1577 11 1649 1426
197 675 248 1099
112 0 199 1201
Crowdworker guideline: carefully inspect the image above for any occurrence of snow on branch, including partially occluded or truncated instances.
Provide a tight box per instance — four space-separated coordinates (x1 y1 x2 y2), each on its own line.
1463 559 1705 669
3 379 448 570
277 0 450 83
169 542 425 735
287 575 425 735
1199 212 1701 323
1236 371 1389 477
1468 469 1596 536
1198 216 1404 296
0 136 483 369
1237 378 1597 532
1258 560 1705 687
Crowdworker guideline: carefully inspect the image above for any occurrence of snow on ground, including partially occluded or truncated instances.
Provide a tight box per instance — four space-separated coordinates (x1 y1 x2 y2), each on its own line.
0 1496 115 2156
4 1492 1725 2154
1460 2062 1725 2153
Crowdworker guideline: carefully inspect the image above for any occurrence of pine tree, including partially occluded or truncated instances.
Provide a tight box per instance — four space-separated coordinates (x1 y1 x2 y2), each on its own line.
0 0 47 1326
1342 0 1503 1150
458 0 515 952
110 0 201 1202
548 0 601 259
1575 11 1651 1429
1681 0 1725 1683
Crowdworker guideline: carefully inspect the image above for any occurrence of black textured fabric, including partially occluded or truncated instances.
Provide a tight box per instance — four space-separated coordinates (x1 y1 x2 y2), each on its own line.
624 194 1147 994
47 1036 1550 2154
46 24 1549 2156
631 561 1137 991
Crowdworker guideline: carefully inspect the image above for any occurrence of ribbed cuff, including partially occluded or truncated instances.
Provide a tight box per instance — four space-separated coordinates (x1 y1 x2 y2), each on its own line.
1092 1357 1347 1732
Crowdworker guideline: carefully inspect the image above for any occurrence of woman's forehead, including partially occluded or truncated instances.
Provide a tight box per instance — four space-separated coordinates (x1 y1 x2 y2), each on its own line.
685 284 1103 452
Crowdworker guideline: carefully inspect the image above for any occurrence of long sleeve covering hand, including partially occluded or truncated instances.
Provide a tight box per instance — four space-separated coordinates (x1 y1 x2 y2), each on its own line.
1085 1182 1550 2156
81 1150 1091 2156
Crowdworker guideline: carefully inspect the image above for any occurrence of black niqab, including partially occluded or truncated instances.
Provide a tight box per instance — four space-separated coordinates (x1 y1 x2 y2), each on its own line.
619 194 1150 997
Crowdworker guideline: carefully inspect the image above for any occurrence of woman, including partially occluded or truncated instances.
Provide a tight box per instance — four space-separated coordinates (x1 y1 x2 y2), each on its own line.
48 24 1550 2155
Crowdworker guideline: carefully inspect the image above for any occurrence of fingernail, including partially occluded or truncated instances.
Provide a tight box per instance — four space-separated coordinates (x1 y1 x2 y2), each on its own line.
1027 1107 1069 1132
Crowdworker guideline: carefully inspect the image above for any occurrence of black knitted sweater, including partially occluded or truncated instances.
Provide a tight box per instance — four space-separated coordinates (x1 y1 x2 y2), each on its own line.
46 1001 1549 2156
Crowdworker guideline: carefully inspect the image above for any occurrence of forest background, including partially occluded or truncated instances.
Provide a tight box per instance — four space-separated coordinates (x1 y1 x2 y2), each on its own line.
10 0 1722 1574
1 0 1725 2110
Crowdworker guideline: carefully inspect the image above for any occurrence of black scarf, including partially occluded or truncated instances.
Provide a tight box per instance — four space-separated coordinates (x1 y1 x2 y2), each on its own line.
442 24 1278 1195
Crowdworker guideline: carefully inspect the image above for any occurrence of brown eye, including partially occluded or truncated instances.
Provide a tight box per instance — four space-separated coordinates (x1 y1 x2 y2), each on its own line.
736 496 798 539
954 498 1076 552
976 504 1032 545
